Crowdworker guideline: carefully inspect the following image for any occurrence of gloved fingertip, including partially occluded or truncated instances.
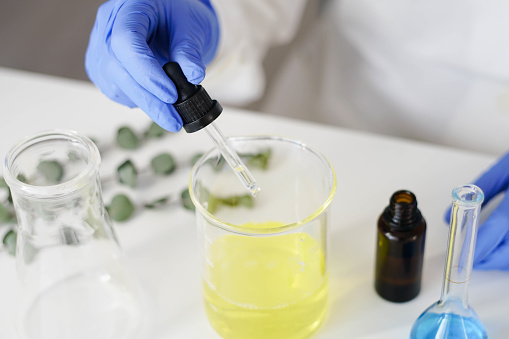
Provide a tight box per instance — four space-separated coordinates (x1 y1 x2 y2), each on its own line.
473 215 509 265
104 89 137 108
473 232 494 265
155 87 178 104
157 105 183 132
169 118 183 132
473 246 499 269
186 68 206 85
177 63 205 85
473 253 488 267
475 237 509 270
474 255 505 271
152 71 179 103
125 102 137 109
163 119 183 133
444 206 452 225
473 261 493 270
171 119 183 133
172 53 206 84
148 117 181 133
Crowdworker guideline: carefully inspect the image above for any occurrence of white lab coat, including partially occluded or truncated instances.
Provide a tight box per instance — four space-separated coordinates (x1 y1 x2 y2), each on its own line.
204 0 509 155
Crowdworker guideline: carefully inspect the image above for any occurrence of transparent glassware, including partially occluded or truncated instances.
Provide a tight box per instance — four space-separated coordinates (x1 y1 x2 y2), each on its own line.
189 136 337 339
410 184 488 339
3 130 147 339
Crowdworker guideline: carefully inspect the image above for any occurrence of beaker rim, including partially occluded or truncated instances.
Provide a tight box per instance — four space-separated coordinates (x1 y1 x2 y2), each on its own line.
3 129 101 199
189 135 337 235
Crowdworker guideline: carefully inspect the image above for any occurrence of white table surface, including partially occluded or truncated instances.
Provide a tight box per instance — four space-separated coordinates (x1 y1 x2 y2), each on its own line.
0 67 508 338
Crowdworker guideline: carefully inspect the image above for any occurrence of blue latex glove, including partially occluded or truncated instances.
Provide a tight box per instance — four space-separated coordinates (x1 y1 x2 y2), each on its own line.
445 152 509 270
85 0 220 132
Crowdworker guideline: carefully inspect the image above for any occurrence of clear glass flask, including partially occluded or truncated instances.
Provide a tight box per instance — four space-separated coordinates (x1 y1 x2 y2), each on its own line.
410 184 488 339
189 136 336 339
3 130 146 339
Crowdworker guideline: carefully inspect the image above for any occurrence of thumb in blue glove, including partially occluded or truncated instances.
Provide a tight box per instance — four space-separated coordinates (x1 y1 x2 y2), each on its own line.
445 151 509 270
85 0 220 132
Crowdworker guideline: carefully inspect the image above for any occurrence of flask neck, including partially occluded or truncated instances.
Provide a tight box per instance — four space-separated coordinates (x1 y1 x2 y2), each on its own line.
383 190 422 229
3 130 105 238
440 185 484 307
4 130 101 200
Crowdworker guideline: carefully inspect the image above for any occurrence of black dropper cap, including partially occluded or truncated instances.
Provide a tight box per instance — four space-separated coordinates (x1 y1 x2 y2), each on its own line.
162 62 222 133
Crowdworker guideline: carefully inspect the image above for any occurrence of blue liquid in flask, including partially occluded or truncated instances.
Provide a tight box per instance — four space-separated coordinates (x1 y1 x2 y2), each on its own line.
411 309 487 339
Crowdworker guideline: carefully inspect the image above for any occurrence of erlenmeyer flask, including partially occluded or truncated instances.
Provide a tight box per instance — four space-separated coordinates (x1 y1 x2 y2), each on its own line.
410 184 488 339
3 130 147 339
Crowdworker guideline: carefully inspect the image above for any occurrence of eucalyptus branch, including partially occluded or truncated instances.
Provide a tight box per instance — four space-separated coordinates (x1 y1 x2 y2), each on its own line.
106 190 184 222
0 120 273 259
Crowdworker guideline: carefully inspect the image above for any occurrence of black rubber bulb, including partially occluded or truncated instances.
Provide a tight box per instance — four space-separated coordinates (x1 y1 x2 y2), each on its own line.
162 62 222 133
163 62 199 103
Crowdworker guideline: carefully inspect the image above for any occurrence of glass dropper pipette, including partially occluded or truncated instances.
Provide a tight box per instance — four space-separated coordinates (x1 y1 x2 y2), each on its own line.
204 122 261 196
163 62 261 197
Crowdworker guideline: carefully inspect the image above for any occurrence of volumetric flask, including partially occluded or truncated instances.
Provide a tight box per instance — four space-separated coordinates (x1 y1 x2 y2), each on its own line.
410 184 488 339
190 136 336 339
3 130 146 339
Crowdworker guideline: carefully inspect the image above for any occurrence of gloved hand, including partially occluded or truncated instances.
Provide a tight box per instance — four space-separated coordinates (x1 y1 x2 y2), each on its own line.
445 152 509 270
85 0 220 132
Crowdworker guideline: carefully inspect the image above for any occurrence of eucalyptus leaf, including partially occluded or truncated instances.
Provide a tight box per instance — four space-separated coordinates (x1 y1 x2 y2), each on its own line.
17 174 27 184
190 153 204 166
117 160 137 188
239 195 254 208
218 195 242 207
7 188 13 204
151 153 176 175
144 196 170 209
37 160 64 183
0 178 11 205
207 194 219 214
144 122 166 139
23 241 38 264
242 149 272 170
0 204 11 223
211 156 226 172
219 194 254 208
107 194 135 222
116 127 139 149
2 230 17 256
181 189 195 211
202 193 254 214
68 151 81 162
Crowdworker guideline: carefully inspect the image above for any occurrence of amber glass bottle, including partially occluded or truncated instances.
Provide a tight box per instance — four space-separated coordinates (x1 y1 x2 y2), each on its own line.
375 190 426 302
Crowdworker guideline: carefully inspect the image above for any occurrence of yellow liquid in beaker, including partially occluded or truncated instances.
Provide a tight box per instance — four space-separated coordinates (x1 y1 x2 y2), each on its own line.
203 221 328 339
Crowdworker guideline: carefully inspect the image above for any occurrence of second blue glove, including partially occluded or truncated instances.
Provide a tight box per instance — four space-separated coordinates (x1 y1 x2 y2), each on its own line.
445 151 509 270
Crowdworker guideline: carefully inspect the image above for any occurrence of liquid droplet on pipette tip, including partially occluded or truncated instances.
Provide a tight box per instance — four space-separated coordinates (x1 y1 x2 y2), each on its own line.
250 185 261 197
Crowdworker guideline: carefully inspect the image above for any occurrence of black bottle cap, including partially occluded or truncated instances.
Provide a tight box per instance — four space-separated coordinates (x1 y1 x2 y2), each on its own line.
163 62 222 133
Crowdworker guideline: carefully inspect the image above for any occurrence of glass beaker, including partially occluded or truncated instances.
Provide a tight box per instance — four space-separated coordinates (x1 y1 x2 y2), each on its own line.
190 136 336 339
410 184 488 339
3 130 146 339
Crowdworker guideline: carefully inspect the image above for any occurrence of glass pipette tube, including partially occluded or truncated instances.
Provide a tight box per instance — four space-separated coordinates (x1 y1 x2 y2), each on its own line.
410 184 487 339
204 122 261 197
161 61 261 197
